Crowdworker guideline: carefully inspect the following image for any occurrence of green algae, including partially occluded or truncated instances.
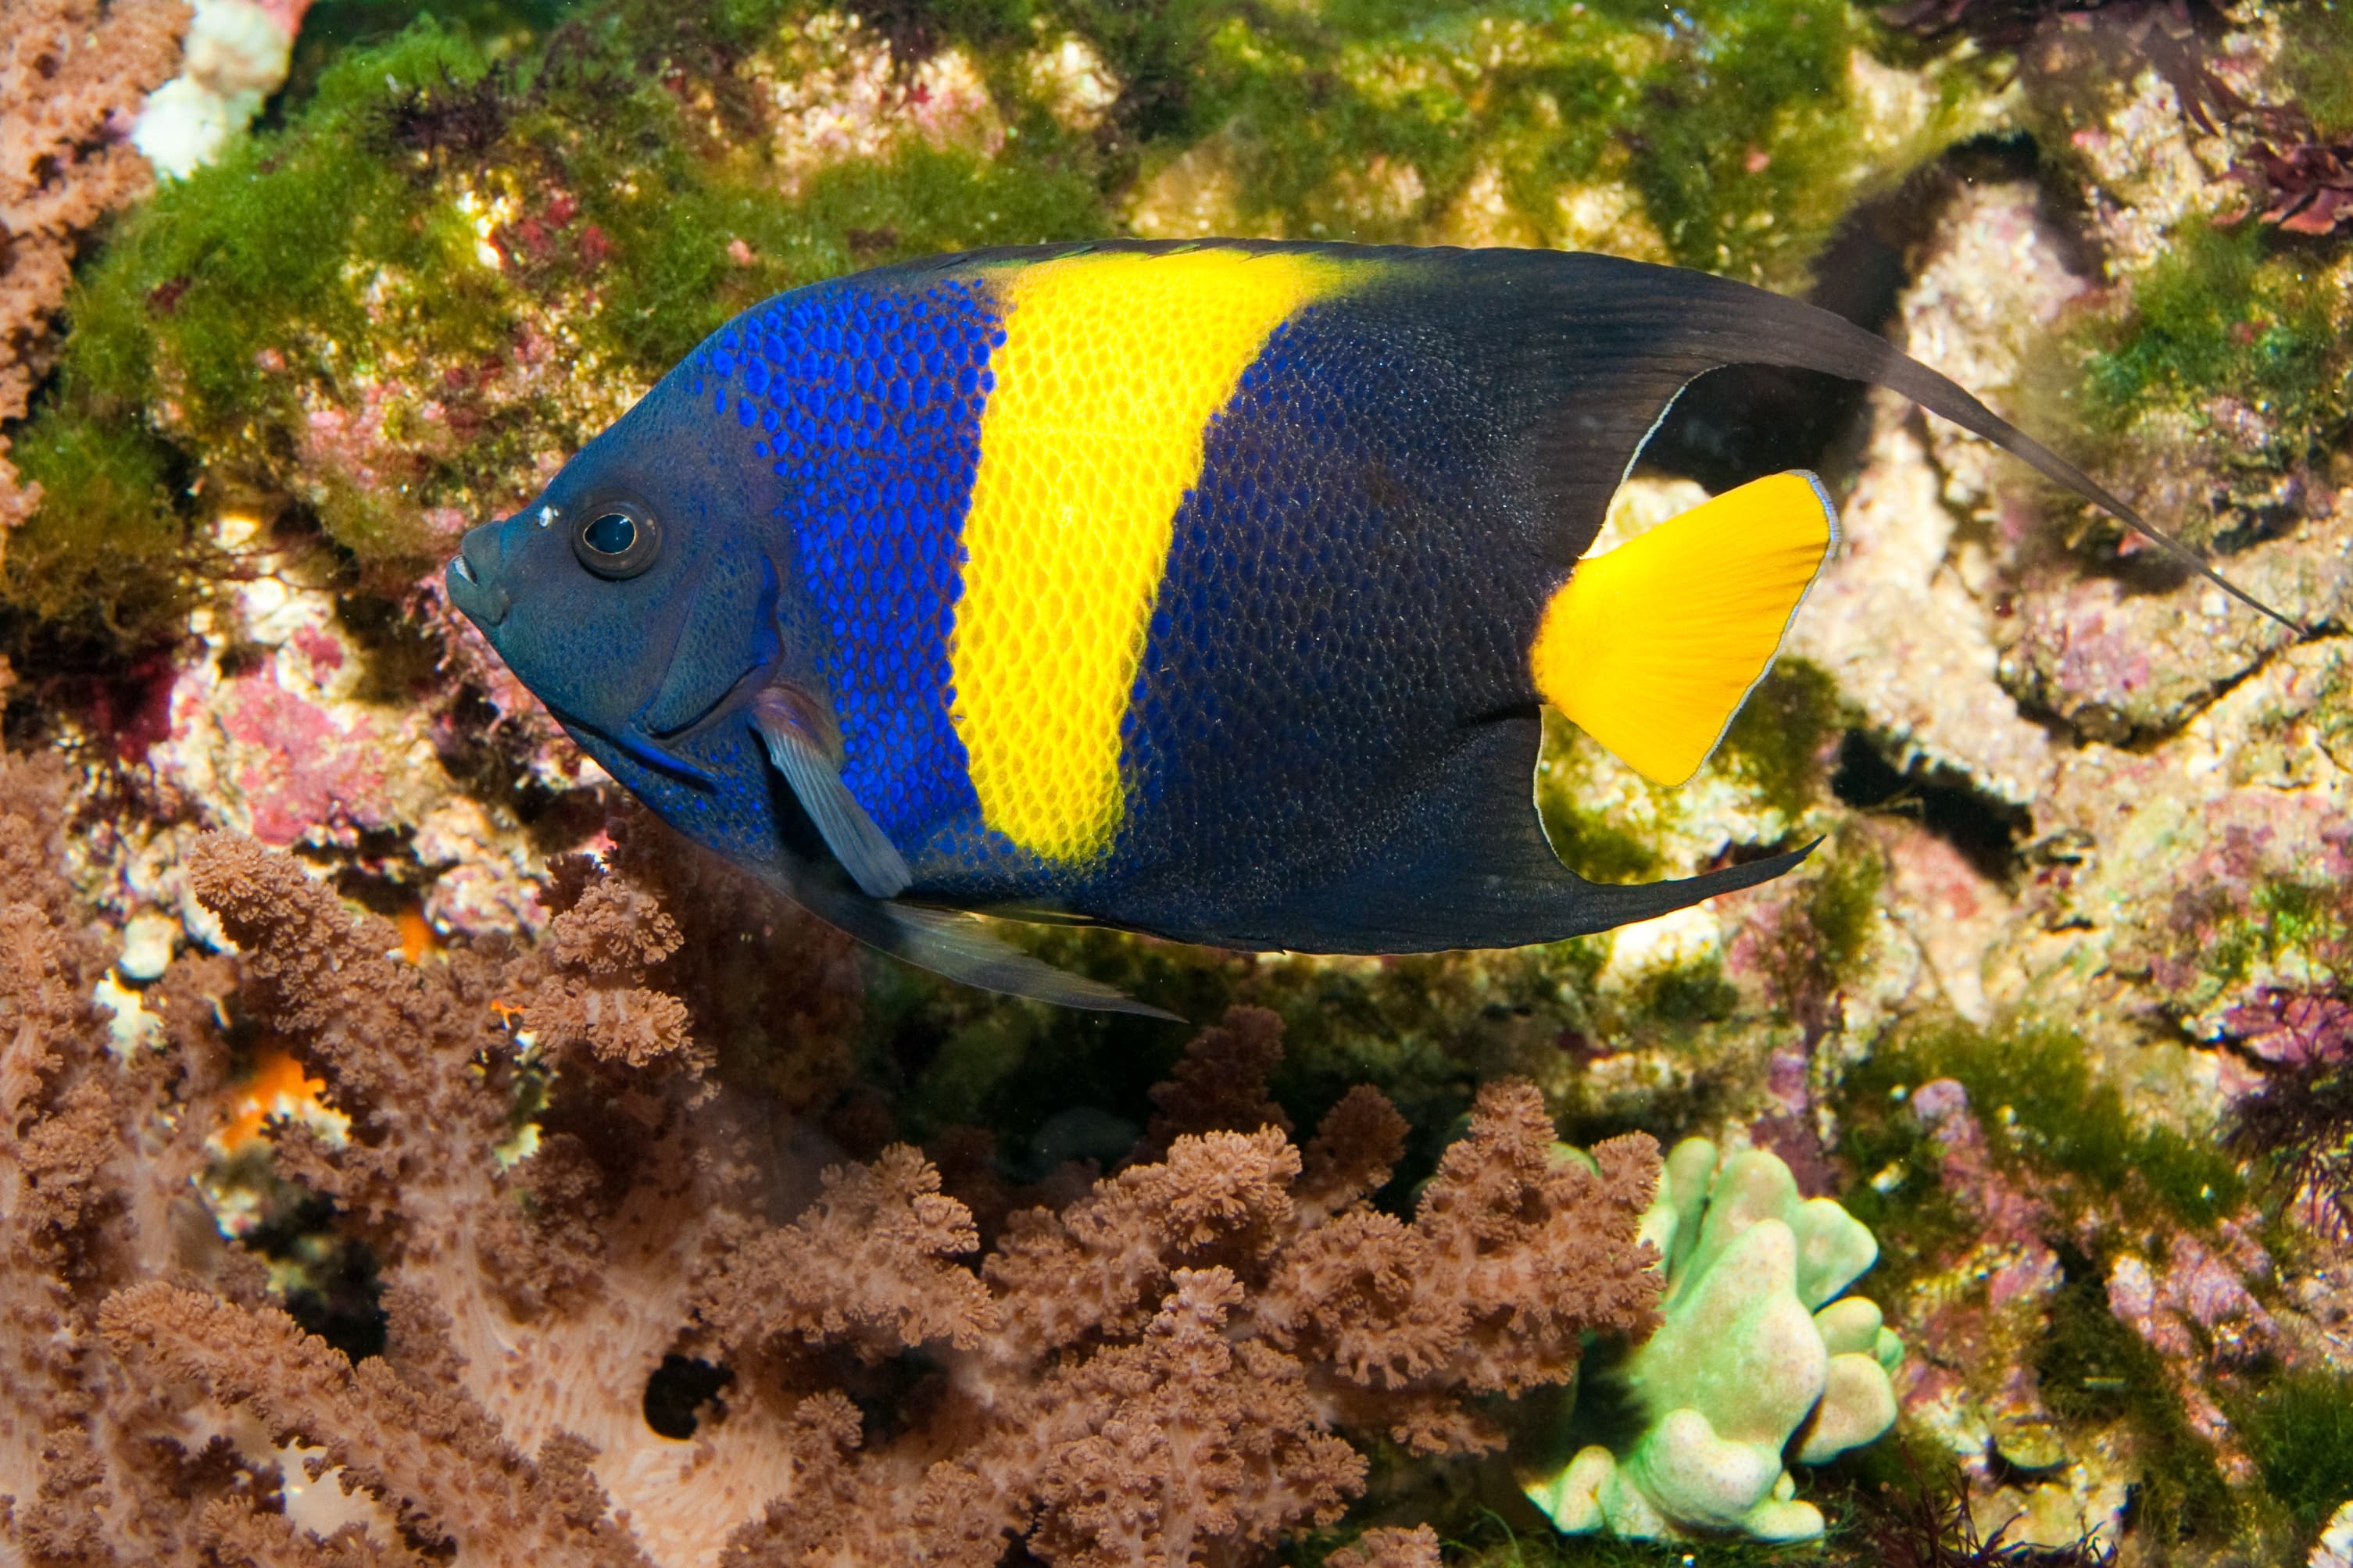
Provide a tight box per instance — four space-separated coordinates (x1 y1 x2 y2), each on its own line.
1824 1073 1974 1295
2089 220 2343 430
2 413 188 644
1752 841 1883 1025
1828 1021 2245 1337
7 5 1113 646
2278 0 2353 135
2205 879 2351 996
1798 848 1882 988
2034 1247 2237 1545
1719 659 1847 822
1535 713 1665 885
1629 953 1742 1028
1822 1023 2264 1549
1853 1022 2242 1228
2315 650 2353 775
2074 219 2349 444
68 27 506 477
1116 0 1988 285
2237 1370 2353 1538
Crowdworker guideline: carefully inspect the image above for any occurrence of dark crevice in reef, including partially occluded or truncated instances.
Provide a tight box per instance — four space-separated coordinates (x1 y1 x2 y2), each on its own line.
642 1355 734 1439
243 1191 390 1363
1831 729 2028 884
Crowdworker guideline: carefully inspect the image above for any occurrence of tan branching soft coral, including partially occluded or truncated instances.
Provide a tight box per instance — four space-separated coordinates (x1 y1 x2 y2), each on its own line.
696 1027 1662 1566
173 830 815 1568
1136 1002 1293 1158
98 1283 656 1567
0 752 275 1566
5 801 1663 1566
1323 1525 1443 1568
0 0 188 533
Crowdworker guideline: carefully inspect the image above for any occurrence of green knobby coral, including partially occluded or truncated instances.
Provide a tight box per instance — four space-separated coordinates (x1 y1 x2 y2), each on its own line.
1523 1138 1902 1542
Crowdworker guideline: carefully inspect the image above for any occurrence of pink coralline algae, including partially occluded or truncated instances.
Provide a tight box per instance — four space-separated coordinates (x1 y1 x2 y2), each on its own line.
2015 588 2155 730
2106 1229 2280 1473
1909 1079 2060 1291
209 668 397 847
100 525 584 952
1892 1081 2070 1464
2107 1230 2277 1371
2222 989 2353 1068
138 559 442 860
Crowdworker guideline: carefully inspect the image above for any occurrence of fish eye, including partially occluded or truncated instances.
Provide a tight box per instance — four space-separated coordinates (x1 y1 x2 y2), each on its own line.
572 502 661 579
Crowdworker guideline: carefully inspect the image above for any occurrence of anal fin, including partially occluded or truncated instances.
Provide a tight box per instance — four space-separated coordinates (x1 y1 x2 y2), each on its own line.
756 857 1182 1021
1532 470 1836 787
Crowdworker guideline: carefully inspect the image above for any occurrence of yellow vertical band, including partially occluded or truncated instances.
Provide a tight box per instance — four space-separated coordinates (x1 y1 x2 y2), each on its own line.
949 248 1357 863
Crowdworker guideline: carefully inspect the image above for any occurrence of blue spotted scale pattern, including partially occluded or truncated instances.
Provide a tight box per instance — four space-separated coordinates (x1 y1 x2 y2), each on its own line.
1093 297 1546 938
691 277 1003 848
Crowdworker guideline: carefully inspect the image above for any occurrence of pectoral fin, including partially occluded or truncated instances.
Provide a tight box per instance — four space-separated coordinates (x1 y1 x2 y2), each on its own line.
1532 470 1837 787
750 688 914 899
746 683 1177 1017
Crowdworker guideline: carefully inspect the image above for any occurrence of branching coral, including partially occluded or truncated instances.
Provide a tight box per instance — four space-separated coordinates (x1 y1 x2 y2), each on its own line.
133 0 313 179
0 769 1665 1565
696 1028 1663 1565
0 749 270 1565
0 0 188 534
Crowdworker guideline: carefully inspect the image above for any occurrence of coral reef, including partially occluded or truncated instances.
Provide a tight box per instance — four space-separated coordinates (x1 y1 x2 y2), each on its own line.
0 0 187 536
134 0 313 178
1523 1138 1901 1542
2 0 2351 1561
2 747 1665 1566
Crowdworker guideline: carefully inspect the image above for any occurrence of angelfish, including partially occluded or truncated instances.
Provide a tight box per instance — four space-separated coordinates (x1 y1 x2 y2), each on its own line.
445 241 2292 1016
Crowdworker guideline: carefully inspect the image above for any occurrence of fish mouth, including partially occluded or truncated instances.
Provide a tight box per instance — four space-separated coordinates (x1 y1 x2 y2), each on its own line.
445 523 511 628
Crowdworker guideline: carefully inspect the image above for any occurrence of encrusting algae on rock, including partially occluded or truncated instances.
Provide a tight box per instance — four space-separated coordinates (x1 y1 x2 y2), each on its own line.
4 0 2353 1563
0 0 189 539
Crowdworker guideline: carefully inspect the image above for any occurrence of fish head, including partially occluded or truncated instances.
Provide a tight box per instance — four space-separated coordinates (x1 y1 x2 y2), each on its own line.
445 357 813 810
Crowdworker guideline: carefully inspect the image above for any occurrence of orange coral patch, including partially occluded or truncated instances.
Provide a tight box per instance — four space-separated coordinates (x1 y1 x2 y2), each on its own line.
395 907 439 964
216 1049 329 1152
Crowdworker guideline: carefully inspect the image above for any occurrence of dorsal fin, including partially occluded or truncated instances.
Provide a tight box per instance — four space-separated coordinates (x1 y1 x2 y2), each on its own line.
898 243 2301 632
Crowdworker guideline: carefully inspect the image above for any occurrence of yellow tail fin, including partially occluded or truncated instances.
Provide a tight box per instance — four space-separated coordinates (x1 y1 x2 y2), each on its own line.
1532 471 1836 786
